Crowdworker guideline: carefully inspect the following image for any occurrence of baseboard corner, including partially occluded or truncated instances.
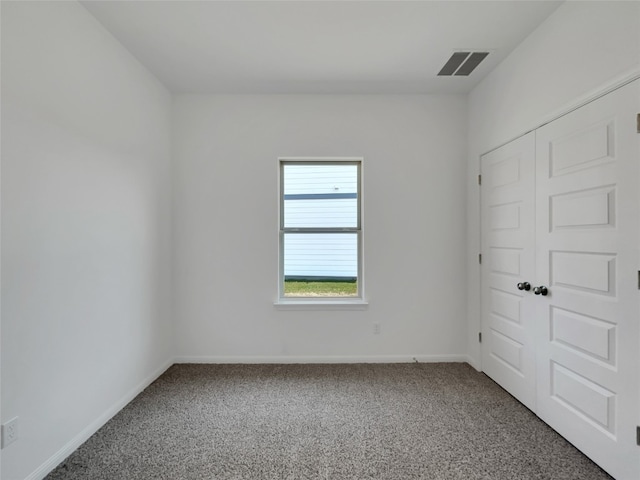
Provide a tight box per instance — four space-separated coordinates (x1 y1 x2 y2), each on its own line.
25 357 174 480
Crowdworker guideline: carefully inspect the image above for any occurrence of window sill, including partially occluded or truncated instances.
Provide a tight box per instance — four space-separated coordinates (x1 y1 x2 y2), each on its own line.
274 298 369 311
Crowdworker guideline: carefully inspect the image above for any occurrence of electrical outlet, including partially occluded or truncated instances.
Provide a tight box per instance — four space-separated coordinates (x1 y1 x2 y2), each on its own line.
373 323 381 335
2 417 18 448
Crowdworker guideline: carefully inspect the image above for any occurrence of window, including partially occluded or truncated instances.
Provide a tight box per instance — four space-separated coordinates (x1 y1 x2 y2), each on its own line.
278 158 364 303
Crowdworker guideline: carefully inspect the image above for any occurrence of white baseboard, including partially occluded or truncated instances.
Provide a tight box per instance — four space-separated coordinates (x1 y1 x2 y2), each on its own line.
465 355 481 371
26 358 174 480
173 354 469 364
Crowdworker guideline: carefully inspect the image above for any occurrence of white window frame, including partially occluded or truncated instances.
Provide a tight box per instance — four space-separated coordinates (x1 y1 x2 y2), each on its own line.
275 157 367 309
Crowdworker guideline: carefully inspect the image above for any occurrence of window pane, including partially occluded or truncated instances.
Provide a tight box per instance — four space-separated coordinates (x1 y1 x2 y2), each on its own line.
283 233 357 297
283 164 358 229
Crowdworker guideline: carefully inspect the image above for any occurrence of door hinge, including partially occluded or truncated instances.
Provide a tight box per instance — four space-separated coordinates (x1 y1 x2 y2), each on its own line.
478 174 482 185
637 271 640 290
637 113 640 134
479 332 482 343
479 253 482 264
637 426 640 446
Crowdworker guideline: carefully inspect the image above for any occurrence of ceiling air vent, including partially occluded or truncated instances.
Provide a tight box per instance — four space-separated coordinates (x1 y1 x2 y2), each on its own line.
438 52 489 76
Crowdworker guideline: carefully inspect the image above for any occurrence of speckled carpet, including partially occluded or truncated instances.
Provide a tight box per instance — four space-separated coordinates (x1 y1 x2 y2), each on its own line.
46 363 612 480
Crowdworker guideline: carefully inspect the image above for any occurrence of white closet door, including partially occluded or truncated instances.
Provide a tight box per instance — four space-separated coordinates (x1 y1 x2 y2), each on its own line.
480 132 536 410
534 80 639 480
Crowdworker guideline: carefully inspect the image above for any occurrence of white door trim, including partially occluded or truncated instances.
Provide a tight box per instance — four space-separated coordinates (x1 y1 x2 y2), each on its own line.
475 67 640 373
480 66 640 158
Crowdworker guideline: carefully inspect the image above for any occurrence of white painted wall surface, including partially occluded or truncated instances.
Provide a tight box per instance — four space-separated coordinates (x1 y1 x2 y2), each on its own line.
466 1 640 368
173 95 468 361
1 2 173 479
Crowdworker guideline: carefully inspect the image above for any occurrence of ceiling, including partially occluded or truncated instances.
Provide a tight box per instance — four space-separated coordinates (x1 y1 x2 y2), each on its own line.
81 1 563 94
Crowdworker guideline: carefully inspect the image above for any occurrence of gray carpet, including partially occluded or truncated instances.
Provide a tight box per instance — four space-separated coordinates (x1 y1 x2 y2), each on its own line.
46 363 612 479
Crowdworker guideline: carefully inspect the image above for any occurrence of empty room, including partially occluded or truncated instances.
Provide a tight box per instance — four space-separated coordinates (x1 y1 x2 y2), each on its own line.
2 1 639 479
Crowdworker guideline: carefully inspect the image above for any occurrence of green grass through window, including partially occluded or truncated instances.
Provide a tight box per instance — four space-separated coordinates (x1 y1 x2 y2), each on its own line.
284 281 357 297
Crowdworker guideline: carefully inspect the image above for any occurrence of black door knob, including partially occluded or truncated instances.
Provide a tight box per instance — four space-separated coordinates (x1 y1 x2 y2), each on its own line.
517 282 531 291
533 286 548 296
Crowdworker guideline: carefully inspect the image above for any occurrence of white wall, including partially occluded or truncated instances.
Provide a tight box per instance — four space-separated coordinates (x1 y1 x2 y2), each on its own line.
466 1 640 367
173 94 468 362
1 2 173 479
